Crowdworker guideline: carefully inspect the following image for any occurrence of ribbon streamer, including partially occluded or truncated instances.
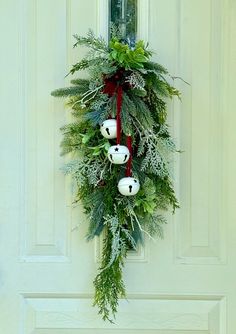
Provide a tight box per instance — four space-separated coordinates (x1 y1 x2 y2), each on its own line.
126 135 132 177
116 86 123 145
103 80 132 175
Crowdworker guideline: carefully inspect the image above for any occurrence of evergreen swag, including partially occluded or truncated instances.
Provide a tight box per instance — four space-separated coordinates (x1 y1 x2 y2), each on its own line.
51 29 180 322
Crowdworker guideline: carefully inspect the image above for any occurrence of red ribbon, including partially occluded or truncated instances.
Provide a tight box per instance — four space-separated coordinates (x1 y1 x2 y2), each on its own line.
116 86 123 145
126 135 132 177
103 79 117 96
103 79 133 176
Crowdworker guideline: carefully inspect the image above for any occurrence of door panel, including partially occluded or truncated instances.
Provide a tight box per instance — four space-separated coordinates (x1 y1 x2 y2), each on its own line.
22 294 224 333
20 0 69 262
173 0 226 265
0 0 235 333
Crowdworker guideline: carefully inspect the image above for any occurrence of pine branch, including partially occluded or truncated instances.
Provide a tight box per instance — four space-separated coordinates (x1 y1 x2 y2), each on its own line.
69 59 90 75
144 61 168 74
51 85 89 98
70 78 90 86
128 93 154 129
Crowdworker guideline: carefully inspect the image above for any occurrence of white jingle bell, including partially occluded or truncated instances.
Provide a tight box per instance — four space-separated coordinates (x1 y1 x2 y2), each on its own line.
108 145 130 164
118 177 140 196
100 119 117 139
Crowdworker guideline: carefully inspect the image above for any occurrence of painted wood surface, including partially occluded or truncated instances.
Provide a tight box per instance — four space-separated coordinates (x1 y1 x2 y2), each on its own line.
0 0 235 333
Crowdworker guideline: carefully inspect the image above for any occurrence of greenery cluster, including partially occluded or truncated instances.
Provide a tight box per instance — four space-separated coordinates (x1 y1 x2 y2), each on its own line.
52 30 180 322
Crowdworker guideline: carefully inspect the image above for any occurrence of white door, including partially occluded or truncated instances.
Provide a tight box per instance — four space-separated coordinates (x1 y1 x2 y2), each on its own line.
1 0 235 333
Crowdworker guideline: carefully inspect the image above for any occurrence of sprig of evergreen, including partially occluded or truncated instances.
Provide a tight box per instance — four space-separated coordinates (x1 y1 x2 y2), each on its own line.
93 227 126 322
73 29 108 52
